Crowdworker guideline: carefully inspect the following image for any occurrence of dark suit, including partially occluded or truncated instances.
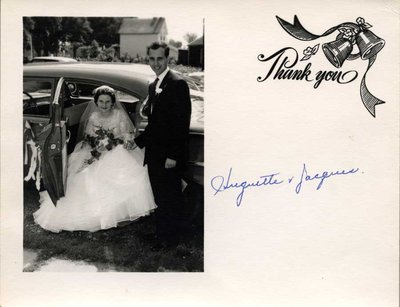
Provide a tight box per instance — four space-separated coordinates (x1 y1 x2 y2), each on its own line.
135 70 191 243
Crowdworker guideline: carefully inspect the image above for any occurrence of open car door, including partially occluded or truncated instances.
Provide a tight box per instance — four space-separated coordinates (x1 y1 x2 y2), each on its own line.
42 78 68 205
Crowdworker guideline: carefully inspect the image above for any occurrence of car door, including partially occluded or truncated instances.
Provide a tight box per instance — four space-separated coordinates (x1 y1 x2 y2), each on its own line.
42 78 68 205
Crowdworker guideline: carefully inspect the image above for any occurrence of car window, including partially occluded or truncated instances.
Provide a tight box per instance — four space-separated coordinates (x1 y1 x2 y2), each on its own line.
66 81 140 104
116 90 140 104
23 79 53 116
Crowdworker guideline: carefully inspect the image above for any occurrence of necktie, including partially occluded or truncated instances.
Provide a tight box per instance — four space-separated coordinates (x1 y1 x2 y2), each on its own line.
150 78 159 114
153 77 159 94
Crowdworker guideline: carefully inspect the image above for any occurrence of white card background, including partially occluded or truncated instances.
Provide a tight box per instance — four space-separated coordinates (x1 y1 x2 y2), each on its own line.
1 0 398 306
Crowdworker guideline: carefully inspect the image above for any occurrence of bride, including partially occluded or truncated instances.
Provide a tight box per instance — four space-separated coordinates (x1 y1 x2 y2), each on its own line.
34 85 156 233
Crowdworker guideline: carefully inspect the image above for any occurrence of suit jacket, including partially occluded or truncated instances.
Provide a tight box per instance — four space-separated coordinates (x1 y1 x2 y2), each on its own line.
135 70 192 168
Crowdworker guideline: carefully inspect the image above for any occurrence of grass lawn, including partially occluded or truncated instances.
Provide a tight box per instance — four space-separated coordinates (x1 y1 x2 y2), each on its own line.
24 181 204 272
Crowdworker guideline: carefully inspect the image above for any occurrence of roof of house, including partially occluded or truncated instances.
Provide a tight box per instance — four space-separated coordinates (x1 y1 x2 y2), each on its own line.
118 17 167 35
188 36 204 46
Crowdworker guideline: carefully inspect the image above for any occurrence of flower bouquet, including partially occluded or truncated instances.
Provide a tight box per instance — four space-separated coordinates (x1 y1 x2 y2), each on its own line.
79 127 124 171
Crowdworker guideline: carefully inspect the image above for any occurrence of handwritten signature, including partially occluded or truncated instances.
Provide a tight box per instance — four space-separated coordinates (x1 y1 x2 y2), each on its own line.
210 164 359 206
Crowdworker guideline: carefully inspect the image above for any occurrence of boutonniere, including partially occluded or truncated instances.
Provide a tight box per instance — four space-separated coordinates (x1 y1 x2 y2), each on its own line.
155 88 163 95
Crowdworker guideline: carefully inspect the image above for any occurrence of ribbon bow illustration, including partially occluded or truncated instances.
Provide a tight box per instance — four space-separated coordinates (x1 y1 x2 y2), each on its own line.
276 15 385 117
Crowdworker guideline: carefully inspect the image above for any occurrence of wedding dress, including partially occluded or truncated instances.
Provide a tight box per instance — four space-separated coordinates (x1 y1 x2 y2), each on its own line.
33 103 156 233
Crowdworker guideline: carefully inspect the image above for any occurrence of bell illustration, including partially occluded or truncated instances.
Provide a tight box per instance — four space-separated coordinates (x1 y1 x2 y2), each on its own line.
356 29 385 60
322 37 354 68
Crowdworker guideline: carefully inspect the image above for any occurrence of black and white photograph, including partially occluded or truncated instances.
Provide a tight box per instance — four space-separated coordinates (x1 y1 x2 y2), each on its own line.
22 16 204 272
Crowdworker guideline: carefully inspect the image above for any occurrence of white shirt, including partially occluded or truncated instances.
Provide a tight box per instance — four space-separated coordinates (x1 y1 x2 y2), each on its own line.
154 67 169 92
151 67 169 113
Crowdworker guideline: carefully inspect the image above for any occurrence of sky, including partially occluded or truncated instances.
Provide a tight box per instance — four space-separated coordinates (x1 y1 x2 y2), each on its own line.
165 17 204 44
136 15 204 46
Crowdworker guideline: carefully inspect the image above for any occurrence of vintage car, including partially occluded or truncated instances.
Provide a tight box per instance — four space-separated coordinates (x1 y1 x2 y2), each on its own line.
23 62 204 205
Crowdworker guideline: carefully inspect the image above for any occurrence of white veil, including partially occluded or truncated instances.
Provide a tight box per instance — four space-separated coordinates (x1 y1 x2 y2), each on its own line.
76 86 136 144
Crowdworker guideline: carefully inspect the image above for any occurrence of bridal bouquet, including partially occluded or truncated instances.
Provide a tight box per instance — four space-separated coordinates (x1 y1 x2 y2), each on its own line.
84 127 124 165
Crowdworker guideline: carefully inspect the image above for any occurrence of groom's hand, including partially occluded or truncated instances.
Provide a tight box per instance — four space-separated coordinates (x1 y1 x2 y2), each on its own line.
165 158 176 169
124 140 137 150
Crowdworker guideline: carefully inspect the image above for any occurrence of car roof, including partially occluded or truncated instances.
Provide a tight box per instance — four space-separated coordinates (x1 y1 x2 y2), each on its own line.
24 62 156 98
32 56 78 62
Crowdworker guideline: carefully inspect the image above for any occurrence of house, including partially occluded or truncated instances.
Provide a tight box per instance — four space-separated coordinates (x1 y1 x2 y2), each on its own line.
188 36 204 69
119 17 177 61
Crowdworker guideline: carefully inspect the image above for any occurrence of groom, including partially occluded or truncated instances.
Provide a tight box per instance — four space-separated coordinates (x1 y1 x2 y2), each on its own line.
134 42 192 249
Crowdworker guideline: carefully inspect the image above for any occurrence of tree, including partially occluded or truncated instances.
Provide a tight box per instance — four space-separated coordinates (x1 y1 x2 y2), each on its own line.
23 17 93 57
87 17 123 47
23 17 35 60
169 39 182 49
60 17 93 58
183 33 198 45
26 17 63 56
60 17 92 44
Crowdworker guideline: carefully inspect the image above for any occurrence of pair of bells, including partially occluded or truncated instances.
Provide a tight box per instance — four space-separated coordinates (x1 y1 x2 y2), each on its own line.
322 29 385 68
